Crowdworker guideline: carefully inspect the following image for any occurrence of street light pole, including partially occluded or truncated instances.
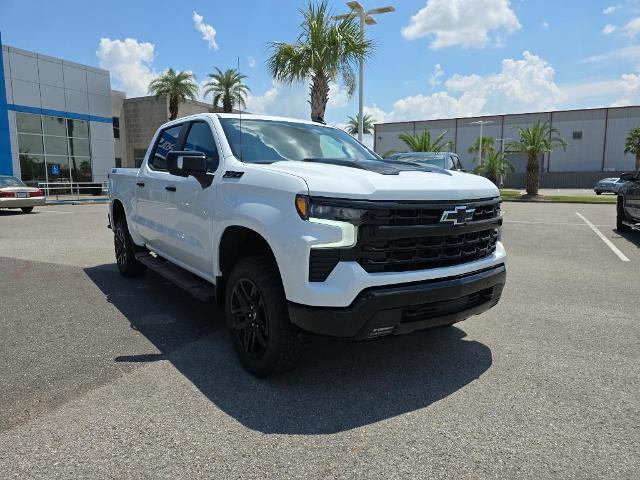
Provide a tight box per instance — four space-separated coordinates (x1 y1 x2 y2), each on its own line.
336 2 395 142
470 120 494 164
496 137 512 187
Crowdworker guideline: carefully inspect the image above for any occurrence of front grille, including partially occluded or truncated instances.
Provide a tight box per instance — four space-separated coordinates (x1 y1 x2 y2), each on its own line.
401 287 495 323
308 197 502 281
358 228 499 273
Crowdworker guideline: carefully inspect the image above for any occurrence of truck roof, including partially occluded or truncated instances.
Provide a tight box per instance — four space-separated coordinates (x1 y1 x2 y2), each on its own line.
161 112 331 128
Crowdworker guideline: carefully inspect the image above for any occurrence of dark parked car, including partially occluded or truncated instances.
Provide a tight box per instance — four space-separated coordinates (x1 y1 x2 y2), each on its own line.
617 171 640 233
385 152 465 171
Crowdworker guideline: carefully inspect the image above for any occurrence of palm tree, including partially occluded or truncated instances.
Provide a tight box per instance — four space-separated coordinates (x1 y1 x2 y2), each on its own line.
468 136 496 162
474 151 515 186
346 113 374 136
398 130 451 152
148 68 198 120
267 0 374 123
204 68 250 113
624 127 640 170
506 121 566 196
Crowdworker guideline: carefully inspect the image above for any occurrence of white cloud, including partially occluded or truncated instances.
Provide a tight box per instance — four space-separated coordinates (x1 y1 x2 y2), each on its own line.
602 24 617 34
247 56 256 68
623 16 640 37
97 37 157 97
541 21 550 29
193 11 219 50
327 82 350 108
612 73 640 106
582 45 640 70
369 51 565 122
603 5 620 15
429 63 444 87
401 0 521 49
246 81 352 120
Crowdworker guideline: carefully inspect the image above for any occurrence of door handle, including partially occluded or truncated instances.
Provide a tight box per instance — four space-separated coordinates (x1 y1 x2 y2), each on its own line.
165 186 176 192
136 182 145 187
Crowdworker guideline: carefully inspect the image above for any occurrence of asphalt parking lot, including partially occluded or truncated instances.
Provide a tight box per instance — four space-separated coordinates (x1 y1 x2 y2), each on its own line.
0 202 638 479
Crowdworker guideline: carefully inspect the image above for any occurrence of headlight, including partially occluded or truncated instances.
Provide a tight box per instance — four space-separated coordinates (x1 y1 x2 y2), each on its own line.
295 195 365 224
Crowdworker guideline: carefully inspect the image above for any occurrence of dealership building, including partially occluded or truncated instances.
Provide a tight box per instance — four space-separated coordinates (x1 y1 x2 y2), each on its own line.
374 106 640 188
1 34 220 185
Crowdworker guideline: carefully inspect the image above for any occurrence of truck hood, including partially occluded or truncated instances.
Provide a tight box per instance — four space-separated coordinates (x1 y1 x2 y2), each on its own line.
255 160 499 201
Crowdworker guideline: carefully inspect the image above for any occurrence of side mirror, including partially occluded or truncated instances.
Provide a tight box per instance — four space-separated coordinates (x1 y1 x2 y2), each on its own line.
166 150 207 177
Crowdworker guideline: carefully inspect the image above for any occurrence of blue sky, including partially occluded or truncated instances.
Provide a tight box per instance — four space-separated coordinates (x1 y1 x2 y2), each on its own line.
2 0 640 129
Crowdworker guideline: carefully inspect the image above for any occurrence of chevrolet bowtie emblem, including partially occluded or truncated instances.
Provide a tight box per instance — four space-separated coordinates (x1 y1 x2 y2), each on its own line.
440 206 475 226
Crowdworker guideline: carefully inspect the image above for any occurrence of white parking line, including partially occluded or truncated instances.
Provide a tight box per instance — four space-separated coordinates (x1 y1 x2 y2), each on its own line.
576 212 630 262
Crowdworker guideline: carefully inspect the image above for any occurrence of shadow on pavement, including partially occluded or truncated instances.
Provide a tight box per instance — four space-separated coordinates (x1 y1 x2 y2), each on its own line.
85 263 493 435
616 229 640 248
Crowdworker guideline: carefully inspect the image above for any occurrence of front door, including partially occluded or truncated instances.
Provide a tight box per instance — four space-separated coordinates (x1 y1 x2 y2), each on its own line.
134 123 185 252
163 120 220 279
627 173 640 221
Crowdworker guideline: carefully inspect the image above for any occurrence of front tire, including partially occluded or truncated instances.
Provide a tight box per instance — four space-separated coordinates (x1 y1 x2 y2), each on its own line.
114 218 146 277
21 207 34 213
225 255 300 377
617 200 631 232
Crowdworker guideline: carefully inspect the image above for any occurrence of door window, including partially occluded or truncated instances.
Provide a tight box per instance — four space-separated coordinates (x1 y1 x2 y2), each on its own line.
184 122 220 172
150 125 183 171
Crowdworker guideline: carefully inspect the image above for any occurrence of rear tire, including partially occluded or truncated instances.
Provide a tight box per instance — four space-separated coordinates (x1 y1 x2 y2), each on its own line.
114 218 146 277
595 191 602 195
225 255 301 377
21 207 33 213
617 201 631 233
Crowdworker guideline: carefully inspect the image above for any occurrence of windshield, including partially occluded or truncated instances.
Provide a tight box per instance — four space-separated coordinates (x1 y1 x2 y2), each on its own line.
219 118 379 163
0 176 25 187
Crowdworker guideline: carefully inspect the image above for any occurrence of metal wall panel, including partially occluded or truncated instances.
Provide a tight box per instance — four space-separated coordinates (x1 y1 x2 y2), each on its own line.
603 106 640 171
549 109 606 172
374 122 415 155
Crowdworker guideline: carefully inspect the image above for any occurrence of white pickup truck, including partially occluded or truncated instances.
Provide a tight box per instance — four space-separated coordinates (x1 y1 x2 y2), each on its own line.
109 113 507 376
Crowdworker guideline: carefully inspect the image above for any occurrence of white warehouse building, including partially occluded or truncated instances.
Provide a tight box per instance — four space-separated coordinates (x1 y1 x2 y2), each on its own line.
0 34 115 184
374 106 640 188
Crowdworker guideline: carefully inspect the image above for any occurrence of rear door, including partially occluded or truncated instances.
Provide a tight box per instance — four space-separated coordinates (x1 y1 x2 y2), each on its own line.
133 123 186 252
163 120 220 278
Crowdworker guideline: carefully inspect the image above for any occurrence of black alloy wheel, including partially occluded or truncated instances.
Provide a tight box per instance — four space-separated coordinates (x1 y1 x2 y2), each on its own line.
229 278 269 359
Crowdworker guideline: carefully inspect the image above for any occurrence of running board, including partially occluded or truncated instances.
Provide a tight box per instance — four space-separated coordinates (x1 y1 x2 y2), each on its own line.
622 220 640 231
135 252 215 303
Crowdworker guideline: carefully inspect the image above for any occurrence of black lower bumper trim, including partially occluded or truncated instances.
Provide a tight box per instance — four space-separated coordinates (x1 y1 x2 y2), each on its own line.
288 264 506 340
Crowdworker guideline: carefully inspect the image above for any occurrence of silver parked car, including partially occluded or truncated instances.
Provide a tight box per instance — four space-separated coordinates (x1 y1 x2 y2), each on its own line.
594 177 626 195
0 175 45 213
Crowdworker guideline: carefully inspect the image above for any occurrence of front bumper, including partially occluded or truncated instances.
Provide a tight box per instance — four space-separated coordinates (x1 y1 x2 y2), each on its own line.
288 264 506 340
0 197 46 208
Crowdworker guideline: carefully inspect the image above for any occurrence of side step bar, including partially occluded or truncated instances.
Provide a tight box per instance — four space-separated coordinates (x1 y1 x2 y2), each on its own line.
135 252 215 303
622 220 640 231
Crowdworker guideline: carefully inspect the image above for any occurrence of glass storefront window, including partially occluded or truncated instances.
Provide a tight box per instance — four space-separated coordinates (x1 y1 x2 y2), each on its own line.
45 155 71 182
68 137 90 157
70 157 92 181
19 154 47 183
66 119 89 138
44 135 69 155
18 133 44 155
42 116 67 137
17 113 93 183
16 113 42 134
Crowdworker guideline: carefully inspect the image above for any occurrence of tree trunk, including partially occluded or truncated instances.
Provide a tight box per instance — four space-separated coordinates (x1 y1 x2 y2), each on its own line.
168 95 179 120
636 153 640 171
525 153 540 196
309 73 329 123
223 94 232 113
